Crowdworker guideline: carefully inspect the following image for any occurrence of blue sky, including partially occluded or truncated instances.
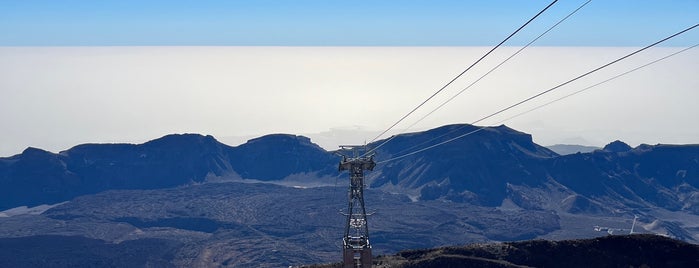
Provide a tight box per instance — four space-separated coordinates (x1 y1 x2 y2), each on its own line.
1 0 697 46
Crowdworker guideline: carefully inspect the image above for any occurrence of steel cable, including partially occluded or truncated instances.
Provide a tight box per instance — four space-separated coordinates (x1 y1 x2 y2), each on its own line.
364 0 560 155
376 25 698 163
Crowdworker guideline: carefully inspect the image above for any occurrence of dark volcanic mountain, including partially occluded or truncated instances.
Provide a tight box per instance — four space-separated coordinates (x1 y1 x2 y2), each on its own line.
368 124 558 205
2 124 699 266
3 124 699 215
229 134 336 181
0 133 336 210
365 127 699 217
547 141 699 213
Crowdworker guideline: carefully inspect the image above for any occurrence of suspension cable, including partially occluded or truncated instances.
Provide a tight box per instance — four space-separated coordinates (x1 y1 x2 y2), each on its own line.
376 24 699 163
403 0 592 136
365 0 591 159
497 44 699 124
383 44 697 163
365 0 560 148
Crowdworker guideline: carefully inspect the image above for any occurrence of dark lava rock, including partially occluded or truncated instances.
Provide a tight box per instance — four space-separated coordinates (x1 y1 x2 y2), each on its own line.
378 234 699 268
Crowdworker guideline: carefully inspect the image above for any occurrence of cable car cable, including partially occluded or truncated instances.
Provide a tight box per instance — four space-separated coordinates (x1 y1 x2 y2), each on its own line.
376 24 698 163
366 0 560 148
385 44 697 162
497 44 699 125
402 0 591 137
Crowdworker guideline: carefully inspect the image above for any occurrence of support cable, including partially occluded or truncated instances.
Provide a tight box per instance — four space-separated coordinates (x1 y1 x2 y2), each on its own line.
384 44 697 162
366 0 560 149
497 44 698 124
376 24 698 163
402 0 591 134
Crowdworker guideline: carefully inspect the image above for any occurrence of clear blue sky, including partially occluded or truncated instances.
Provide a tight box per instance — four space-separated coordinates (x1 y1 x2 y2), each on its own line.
1 0 697 46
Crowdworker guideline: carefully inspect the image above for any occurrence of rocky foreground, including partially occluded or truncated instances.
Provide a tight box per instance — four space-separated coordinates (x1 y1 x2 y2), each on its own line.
303 234 699 268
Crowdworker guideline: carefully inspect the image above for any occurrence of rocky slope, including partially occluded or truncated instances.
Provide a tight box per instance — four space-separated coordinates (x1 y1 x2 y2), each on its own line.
0 182 561 267
368 124 558 205
303 235 699 267
376 234 699 268
334 235 699 268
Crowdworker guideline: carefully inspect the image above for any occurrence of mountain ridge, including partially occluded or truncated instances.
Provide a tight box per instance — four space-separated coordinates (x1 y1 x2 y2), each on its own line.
2 124 699 216
0 132 336 209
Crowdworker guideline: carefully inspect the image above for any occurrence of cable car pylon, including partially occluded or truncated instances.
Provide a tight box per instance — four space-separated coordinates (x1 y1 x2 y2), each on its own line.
337 145 375 267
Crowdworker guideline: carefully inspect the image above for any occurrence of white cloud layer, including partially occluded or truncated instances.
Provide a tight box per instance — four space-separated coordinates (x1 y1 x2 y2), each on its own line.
0 46 697 156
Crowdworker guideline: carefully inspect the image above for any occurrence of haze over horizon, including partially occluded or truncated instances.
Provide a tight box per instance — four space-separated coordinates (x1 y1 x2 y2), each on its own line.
1 1 697 156
2 45 697 157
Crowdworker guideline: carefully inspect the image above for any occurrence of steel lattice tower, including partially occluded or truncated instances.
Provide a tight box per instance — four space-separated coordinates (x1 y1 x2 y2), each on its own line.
337 146 375 268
